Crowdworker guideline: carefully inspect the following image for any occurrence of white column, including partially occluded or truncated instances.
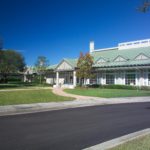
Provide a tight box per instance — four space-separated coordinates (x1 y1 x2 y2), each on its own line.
73 71 76 87
145 70 149 86
122 71 125 85
24 74 27 82
116 72 122 85
136 70 140 86
114 73 117 85
86 79 90 84
56 71 59 86
102 73 106 85
117 71 124 85
140 70 144 86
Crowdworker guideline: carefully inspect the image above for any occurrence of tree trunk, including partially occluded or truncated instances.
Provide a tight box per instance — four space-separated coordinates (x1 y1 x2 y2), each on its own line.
3 74 8 83
79 78 82 87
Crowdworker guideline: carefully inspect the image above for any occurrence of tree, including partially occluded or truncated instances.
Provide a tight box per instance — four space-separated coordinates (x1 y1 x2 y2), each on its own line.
137 0 150 13
35 56 49 84
0 50 26 83
76 52 94 86
0 36 3 50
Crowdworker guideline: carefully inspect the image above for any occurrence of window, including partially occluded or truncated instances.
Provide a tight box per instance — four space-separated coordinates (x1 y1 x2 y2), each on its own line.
106 74 115 84
59 71 73 84
125 74 135 85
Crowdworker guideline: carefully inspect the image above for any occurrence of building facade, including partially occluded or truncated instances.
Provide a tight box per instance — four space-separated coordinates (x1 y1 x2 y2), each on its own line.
47 39 150 88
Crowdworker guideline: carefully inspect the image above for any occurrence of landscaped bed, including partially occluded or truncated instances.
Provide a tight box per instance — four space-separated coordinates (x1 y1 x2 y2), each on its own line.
110 134 150 150
0 89 73 105
64 88 150 98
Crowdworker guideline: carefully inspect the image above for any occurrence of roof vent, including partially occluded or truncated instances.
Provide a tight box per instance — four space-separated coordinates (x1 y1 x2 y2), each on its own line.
118 39 150 50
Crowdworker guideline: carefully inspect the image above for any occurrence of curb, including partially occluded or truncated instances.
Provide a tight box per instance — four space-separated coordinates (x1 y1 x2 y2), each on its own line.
0 100 106 117
0 99 150 116
83 128 150 150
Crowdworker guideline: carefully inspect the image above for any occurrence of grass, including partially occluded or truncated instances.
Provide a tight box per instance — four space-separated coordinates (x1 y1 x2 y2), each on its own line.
0 82 51 90
110 134 150 150
64 88 150 98
0 89 73 105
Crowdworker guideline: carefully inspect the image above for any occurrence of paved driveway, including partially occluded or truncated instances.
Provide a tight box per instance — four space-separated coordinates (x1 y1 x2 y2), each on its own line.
0 102 150 150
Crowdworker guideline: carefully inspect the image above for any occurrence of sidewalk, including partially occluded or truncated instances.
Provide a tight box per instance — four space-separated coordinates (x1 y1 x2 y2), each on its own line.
0 87 150 116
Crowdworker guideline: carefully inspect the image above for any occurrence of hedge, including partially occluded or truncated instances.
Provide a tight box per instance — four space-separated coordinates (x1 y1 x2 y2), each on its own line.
86 84 150 90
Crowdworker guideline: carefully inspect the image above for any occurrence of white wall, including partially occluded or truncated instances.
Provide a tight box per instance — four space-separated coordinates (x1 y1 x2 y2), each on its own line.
57 61 72 70
46 78 55 84
93 70 150 86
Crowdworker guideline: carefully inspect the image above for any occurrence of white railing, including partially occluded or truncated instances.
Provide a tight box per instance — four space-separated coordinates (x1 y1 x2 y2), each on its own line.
118 39 150 50
94 47 118 52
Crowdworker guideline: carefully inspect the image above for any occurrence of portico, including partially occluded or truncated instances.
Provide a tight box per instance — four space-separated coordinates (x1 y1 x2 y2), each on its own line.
53 59 77 88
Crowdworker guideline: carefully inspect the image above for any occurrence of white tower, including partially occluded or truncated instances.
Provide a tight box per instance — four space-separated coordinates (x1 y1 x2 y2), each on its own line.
89 41 94 53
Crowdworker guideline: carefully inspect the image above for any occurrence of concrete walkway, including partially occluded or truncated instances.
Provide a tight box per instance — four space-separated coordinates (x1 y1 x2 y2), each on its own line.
0 87 150 116
52 87 96 100
52 87 150 104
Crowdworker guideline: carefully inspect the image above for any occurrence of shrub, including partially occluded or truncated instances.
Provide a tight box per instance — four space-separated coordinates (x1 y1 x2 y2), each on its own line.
87 84 101 88
101 84 137 90
140 86 150 91
87 84 140 90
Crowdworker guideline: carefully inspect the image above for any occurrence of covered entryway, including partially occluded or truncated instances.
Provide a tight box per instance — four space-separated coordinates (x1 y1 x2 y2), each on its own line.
53 59 77 88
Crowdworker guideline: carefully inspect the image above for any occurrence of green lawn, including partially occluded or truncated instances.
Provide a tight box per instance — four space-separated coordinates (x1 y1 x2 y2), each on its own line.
110 134 150 150
0 82 51 90
0 89 73 105
64 88 150 98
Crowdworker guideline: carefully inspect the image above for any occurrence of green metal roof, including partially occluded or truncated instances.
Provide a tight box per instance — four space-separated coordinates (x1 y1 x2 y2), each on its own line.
50 46 150 70
47 59 78 70
92 47 150 61
63 58 78 68
47 64 58 70
92 46 150 68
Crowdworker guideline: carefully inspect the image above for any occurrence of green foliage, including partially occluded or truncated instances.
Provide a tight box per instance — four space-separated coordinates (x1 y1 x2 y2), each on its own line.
87 84 137 89
35 56 49 70
34 56 49 84
140 86 150 90
0 37 3 50
0 50 25 83
86 84 150 90
7 77 22 82
0 50 25 73
76 52 94 85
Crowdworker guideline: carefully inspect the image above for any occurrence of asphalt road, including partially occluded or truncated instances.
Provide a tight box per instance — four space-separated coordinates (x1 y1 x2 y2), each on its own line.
0 102 150 150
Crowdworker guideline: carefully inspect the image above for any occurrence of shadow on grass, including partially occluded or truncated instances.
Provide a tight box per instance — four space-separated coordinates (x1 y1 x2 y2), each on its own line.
0 82 51 89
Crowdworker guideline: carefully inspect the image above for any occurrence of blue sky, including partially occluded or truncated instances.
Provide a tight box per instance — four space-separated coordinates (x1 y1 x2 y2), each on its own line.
0 0 150 66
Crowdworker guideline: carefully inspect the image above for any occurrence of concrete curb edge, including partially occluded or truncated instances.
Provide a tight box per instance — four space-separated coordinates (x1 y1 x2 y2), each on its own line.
83 128 150 150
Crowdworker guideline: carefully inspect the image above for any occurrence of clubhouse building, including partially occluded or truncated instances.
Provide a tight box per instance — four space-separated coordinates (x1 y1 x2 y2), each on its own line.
46 39 150 88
